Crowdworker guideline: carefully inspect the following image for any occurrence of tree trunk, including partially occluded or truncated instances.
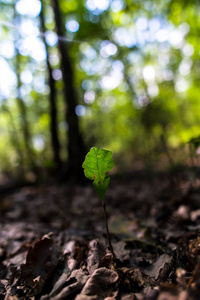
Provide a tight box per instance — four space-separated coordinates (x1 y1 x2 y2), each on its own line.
52 0 86 181
40 2 62 169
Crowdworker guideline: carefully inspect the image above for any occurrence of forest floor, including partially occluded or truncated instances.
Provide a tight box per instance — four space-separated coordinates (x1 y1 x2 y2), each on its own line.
1 169 200 299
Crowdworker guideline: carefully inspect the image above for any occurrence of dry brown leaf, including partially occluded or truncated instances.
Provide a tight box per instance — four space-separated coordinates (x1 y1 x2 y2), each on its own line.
86 240 106 275
143 254 172 280
76 267 118 300
11 233 61 297
49 268 89 300
119 267 145 292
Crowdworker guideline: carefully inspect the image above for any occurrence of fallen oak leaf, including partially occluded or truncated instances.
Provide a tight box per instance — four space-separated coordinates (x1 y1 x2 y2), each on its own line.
42 243 87 299
76 267 118 300
86 240 106 275
143 254 172 281
11 233 62 297
44 269 89 300
118 267 145 292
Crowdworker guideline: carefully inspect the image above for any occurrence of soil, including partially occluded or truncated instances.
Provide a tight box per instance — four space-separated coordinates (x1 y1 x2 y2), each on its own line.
0 169 200 299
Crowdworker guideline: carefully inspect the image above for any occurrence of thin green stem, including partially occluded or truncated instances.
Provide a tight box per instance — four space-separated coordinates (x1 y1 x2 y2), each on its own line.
102 200 114 257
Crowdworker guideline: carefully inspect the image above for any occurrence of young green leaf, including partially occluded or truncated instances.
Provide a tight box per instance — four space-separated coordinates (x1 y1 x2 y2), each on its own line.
82 147 114 201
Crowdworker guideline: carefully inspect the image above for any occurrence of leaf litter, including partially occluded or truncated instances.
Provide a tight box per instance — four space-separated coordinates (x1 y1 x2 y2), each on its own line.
1 171 200 299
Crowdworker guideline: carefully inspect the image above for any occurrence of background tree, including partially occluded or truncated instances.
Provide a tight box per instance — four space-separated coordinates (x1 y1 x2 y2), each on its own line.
52 0 86 180
40 0 61 170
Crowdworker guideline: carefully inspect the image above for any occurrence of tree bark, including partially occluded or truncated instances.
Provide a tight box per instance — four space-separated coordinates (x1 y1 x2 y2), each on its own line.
40 2 62 169
52 0 86 180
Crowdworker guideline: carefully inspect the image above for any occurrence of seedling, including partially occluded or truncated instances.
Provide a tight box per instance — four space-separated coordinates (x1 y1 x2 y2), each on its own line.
82 147 114 256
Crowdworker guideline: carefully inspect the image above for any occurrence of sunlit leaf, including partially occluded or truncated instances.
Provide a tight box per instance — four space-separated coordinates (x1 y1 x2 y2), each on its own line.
82 147 114 201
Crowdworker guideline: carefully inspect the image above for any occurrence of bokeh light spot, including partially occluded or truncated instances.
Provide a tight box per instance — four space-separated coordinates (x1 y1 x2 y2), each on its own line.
15 0 41 17
84 91 95 104
86 0 110 11
75 105 86 116
100 41 118 57
45 31 58 46
20 70 33 85
65 20 80 33
142 65 155 83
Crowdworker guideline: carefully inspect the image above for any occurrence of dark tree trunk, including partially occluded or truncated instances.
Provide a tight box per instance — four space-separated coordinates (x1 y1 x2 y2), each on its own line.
40 2 62 169
52 0 86 181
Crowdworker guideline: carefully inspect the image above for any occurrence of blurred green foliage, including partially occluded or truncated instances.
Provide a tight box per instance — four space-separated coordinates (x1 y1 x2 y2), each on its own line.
0 0 200 178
